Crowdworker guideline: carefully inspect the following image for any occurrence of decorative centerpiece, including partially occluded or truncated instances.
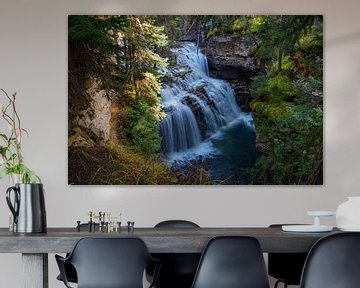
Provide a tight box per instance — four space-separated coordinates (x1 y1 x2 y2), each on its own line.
336 197 360 231
0 89 46 233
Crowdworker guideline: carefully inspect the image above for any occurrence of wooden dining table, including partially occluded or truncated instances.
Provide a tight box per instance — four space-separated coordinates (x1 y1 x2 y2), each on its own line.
0 226 339 288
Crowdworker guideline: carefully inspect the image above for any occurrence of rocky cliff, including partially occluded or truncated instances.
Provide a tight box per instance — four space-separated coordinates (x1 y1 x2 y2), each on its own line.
201 35 260 110
69 80 112 147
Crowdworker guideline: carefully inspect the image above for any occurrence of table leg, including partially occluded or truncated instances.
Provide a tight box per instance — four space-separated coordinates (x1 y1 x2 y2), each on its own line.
22 253 48 288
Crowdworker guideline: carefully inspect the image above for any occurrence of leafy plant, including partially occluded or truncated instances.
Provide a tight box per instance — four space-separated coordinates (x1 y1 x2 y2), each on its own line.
122 97 161 155
252 73 297 103
0 89 40 183
248 16 323 184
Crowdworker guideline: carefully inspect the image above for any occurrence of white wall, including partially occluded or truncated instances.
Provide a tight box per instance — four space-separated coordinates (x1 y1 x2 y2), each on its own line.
0 0 360 287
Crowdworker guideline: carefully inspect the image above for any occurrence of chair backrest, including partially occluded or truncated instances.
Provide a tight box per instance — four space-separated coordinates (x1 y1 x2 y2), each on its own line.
155 219 200 228
300 232 360 288
191 236 270 288
268 224 308 285
67 237 154 288
151 220 201 286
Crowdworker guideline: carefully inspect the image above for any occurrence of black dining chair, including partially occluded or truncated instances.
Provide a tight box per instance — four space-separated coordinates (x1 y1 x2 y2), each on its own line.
268 224 308 288
56 223 99 284
191 236 270 288
300 232 360 288
147 220 201 288
55 237 161 288
56 262 77 284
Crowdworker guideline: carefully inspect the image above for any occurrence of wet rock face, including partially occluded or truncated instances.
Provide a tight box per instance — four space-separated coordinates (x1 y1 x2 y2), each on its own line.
162 65 192 86
230 79 253 112
201 35 260 110
202 35 259 80
181 90 208 139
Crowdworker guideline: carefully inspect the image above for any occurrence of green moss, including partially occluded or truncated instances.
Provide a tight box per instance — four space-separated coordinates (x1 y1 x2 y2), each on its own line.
231 19 245 33
252 73 297 103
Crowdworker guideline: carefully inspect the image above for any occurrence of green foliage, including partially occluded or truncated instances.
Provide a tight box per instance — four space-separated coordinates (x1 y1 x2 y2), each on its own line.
268 74 297 101
249 17 264 33
68 15 129 97
0 163 41 184
249 16 323 184
251 102 290 121
142 20 168 47
136 72 164 108
294 75 323 105
258 16 316 49
255 15 321 73
122 97 161 155
117 17 167 153
231 18 245 33
153 16 183 44
250 92 323 186
252 73 297 102
131 118 160 155
124 16 168 81
269 54 293 74
69 15 168 157
250 105 322 184
202 16 251 38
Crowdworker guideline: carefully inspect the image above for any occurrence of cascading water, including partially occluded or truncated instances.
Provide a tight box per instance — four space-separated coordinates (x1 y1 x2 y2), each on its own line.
159 43 256 183
159 97 201 154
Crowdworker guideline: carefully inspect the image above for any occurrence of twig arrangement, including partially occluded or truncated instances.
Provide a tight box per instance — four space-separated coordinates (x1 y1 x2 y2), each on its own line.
0 88 40 183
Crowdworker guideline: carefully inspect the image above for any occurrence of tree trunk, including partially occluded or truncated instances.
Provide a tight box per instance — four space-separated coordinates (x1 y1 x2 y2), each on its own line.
278 47 283 73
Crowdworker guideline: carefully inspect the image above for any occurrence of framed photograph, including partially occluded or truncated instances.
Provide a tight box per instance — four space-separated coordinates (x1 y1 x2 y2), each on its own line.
68 15 323 185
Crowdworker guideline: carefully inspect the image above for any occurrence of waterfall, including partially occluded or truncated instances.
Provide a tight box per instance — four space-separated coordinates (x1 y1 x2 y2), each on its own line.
159 100 201 154
159 43 251 156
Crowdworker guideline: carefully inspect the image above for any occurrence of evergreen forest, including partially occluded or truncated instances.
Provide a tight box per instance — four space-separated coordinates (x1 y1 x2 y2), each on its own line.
68 15 323 185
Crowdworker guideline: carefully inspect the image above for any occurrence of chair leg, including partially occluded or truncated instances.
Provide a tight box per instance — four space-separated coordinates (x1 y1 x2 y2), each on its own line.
274 280 289 288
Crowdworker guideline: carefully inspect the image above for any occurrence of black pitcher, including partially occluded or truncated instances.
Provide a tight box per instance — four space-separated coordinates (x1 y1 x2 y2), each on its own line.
6 183 47 233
